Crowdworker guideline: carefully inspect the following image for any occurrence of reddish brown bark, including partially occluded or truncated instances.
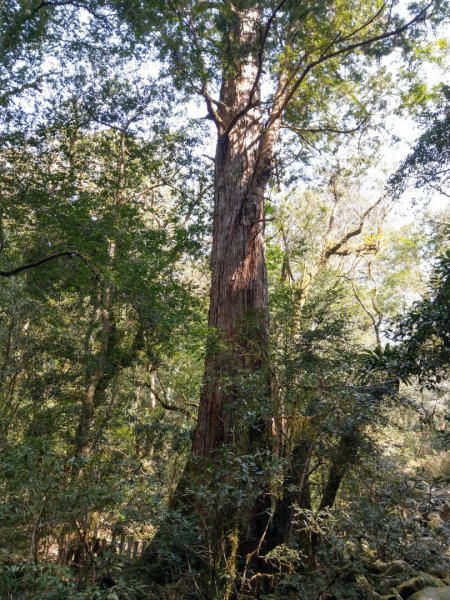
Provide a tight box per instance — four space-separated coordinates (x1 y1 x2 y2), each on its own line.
175 9 283 583
143 8 293 590
192 7 274 458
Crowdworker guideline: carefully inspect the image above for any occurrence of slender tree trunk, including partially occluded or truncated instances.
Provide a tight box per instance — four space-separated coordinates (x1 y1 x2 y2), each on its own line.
74 129 128 462
74 281 115 462
268 436 314 549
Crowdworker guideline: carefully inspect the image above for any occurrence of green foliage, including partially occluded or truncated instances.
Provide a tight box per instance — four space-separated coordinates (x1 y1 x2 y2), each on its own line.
393 246 450 387
390 85 450 199
0 11 208 588
0 560 152 599
0 0 449 598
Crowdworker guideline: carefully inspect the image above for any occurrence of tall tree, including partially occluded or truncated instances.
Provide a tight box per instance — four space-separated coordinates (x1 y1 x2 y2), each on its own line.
111 0 443 582
3 0 447 591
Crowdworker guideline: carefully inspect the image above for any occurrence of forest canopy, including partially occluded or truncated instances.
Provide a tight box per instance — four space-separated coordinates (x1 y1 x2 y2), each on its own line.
0 1 449 599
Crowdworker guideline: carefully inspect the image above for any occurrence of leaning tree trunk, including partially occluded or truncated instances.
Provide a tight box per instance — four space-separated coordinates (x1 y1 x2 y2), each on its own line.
268 435 315 549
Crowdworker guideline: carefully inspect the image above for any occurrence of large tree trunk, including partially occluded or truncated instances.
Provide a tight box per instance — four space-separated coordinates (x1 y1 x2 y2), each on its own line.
140 10 291 597
193 8 270 458
191 7 279 562
159 7 283 594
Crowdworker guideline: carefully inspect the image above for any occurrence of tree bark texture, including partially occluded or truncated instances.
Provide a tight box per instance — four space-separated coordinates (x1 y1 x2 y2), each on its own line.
192 6 273 457
144 8 288 589
166 9 287 588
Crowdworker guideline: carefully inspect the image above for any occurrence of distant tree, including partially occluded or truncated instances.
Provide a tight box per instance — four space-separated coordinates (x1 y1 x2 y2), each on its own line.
394 245 450 387
390 84 450 199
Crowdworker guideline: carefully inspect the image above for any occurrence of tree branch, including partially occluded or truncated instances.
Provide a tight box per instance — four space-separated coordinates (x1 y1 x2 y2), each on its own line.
0 251 99 279
347 276 383 349
331 242 378 256
150 372 195 419
0 74 49 103
283 116 369 136
178 7 225 129
272 1 434 122
29 0 109 20
323 196 383 260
